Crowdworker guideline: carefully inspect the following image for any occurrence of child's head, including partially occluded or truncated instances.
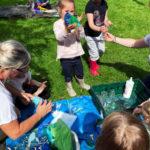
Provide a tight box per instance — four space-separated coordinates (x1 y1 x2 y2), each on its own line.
96 112 149 150
57 0 75 18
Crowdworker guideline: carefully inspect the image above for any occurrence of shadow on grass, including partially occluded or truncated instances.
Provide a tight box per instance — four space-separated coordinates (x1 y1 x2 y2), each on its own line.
133 0 145 6
0 18 57 97
101 62 150 79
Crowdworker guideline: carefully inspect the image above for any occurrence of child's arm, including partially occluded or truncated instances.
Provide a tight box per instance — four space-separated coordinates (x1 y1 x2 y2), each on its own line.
25 71 47 96
86 13 107 33
33 81 47 96
53 21 78 42
104 11 112 27
77 12 85 22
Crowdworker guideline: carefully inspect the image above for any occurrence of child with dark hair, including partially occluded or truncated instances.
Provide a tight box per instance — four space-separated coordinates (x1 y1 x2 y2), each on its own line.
84 0 112 76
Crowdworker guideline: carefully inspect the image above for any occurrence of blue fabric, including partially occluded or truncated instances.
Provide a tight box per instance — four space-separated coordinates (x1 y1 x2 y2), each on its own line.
6 96 103 150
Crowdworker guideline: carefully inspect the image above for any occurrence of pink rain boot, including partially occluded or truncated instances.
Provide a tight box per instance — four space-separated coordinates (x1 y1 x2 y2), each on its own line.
89 60 99 76
88 58 100 70
94 61 100 70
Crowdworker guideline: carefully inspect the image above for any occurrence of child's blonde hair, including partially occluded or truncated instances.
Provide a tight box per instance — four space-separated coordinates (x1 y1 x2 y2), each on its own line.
0 40 31 70
96 112 149 150
57 0 74 8
57 0 74 14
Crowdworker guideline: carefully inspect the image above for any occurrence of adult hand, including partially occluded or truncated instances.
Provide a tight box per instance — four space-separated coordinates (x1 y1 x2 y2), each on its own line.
104 32 115 42
36 101 52 119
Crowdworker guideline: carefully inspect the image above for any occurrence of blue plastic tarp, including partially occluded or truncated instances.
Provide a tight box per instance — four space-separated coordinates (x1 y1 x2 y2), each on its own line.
6 96 103 150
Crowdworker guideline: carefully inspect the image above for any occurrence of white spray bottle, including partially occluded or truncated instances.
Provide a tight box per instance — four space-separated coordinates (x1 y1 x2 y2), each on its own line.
123 77 134 99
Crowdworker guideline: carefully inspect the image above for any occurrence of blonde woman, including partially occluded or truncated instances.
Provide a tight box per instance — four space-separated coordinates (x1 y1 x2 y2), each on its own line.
0 40 52 140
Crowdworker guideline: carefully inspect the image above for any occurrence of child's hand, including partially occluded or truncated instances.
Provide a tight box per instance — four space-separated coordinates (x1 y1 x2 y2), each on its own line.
34 81 47 96
104 20 112 27
40 81 47 87
99 26 108 33
133 106 142 115
67 23 77 30
77 12 85 22
20 92 34 104
20 92 34 105
104 32 115 42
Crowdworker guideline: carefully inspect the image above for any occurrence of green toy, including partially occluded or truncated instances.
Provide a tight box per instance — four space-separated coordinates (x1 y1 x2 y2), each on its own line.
64 12 81 32
43 119 73 150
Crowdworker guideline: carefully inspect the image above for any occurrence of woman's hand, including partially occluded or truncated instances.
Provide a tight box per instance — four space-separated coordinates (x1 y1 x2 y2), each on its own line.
36 101 52 119
104 32 115 42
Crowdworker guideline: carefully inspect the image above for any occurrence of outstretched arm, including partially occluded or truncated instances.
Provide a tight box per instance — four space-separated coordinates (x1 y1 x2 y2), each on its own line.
104 33 148 48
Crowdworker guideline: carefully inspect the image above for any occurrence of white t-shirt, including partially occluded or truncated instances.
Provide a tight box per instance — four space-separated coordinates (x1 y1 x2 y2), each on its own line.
144 34 150 47
0 81 17 126
8 71 32 91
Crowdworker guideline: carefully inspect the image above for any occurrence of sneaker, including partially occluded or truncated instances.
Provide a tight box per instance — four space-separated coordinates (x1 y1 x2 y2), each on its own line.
77 79 90 90
80 83 90 90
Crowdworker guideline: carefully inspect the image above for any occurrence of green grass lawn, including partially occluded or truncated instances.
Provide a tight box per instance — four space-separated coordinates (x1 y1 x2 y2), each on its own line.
0 0 150 100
